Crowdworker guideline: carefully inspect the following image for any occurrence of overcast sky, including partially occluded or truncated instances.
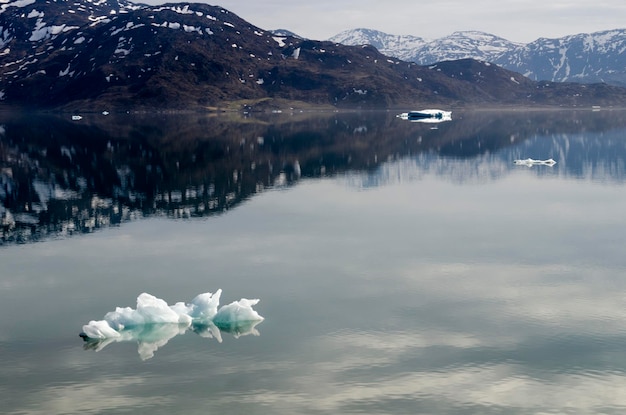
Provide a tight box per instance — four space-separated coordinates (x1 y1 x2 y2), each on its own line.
139 0 626 43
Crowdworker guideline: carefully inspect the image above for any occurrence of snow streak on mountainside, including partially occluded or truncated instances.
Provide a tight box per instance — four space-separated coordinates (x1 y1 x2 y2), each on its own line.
330 28 626 87
0 0 140 47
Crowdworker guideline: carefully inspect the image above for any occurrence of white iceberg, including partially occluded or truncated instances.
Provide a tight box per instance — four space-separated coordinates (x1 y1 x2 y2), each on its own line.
513 158 557 167
103 292 193 331
212 298 264 337
81 320 121 339
397 109 452 123
80 290 264 359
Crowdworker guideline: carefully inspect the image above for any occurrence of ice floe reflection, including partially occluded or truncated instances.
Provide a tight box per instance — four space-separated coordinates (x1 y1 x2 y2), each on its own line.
80 290 264 360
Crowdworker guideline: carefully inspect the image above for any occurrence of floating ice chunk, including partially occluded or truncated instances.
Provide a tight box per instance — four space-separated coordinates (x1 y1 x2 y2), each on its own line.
213 298 263 324
80 290 264 359
81 320 121 339
514 158 557 167
397 109 452 123
103 292 192 331
213 298 265 337
188 289 222 319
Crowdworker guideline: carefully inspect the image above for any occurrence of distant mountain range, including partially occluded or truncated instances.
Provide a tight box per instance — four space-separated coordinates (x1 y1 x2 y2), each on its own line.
1 0 626 110
329 30 519 65
329 28 626 87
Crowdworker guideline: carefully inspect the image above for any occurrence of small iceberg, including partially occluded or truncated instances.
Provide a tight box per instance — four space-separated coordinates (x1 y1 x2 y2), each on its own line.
513 158 557 167
397 109 452 123
80 290 264 359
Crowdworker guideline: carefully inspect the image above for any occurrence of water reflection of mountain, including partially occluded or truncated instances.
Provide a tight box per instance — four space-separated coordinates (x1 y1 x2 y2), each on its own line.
2 109 626 245
354 110 626 187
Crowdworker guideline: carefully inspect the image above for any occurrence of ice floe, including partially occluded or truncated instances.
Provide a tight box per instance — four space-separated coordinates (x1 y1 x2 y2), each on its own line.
397 109 452 123
513 158 557 167
80 290 264 359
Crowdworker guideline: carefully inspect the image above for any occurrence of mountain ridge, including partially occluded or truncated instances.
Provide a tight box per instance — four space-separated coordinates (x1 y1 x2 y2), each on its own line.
329 28 626 87
1 1 626 110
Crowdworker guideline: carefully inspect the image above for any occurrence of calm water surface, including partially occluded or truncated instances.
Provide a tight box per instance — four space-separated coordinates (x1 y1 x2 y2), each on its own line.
2 109 626 414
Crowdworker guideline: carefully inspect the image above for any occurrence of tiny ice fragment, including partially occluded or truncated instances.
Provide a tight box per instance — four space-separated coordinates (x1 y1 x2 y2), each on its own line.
513 158 556 167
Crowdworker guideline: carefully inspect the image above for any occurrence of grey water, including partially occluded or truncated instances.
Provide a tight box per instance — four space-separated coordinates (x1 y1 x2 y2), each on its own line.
2 109 626 414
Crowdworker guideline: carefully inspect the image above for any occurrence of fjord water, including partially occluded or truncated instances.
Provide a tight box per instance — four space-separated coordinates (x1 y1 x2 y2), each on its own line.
2 109 626 414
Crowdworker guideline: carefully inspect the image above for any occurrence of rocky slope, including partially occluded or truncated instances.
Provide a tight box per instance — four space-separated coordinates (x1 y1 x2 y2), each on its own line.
1 1 626 110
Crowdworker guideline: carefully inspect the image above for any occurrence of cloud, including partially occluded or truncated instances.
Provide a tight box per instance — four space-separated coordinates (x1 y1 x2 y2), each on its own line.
11 377 171 415
184 0 626 43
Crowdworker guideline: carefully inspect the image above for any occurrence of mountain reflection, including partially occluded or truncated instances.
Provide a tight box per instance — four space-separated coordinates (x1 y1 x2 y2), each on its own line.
2 109 626 245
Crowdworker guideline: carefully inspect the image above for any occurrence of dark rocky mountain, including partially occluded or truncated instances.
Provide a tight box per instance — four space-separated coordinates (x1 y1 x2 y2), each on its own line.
2 1 626 110
330 28 626 88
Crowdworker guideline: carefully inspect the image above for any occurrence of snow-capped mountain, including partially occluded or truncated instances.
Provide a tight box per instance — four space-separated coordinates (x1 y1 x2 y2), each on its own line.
270 28 302 38
330 28 626 87
494 29 626 86
329 28 426 62
411 31 522 65
330 29 519 65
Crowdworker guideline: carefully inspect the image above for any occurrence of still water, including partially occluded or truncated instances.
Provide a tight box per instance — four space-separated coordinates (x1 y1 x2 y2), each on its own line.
2 109 626 414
